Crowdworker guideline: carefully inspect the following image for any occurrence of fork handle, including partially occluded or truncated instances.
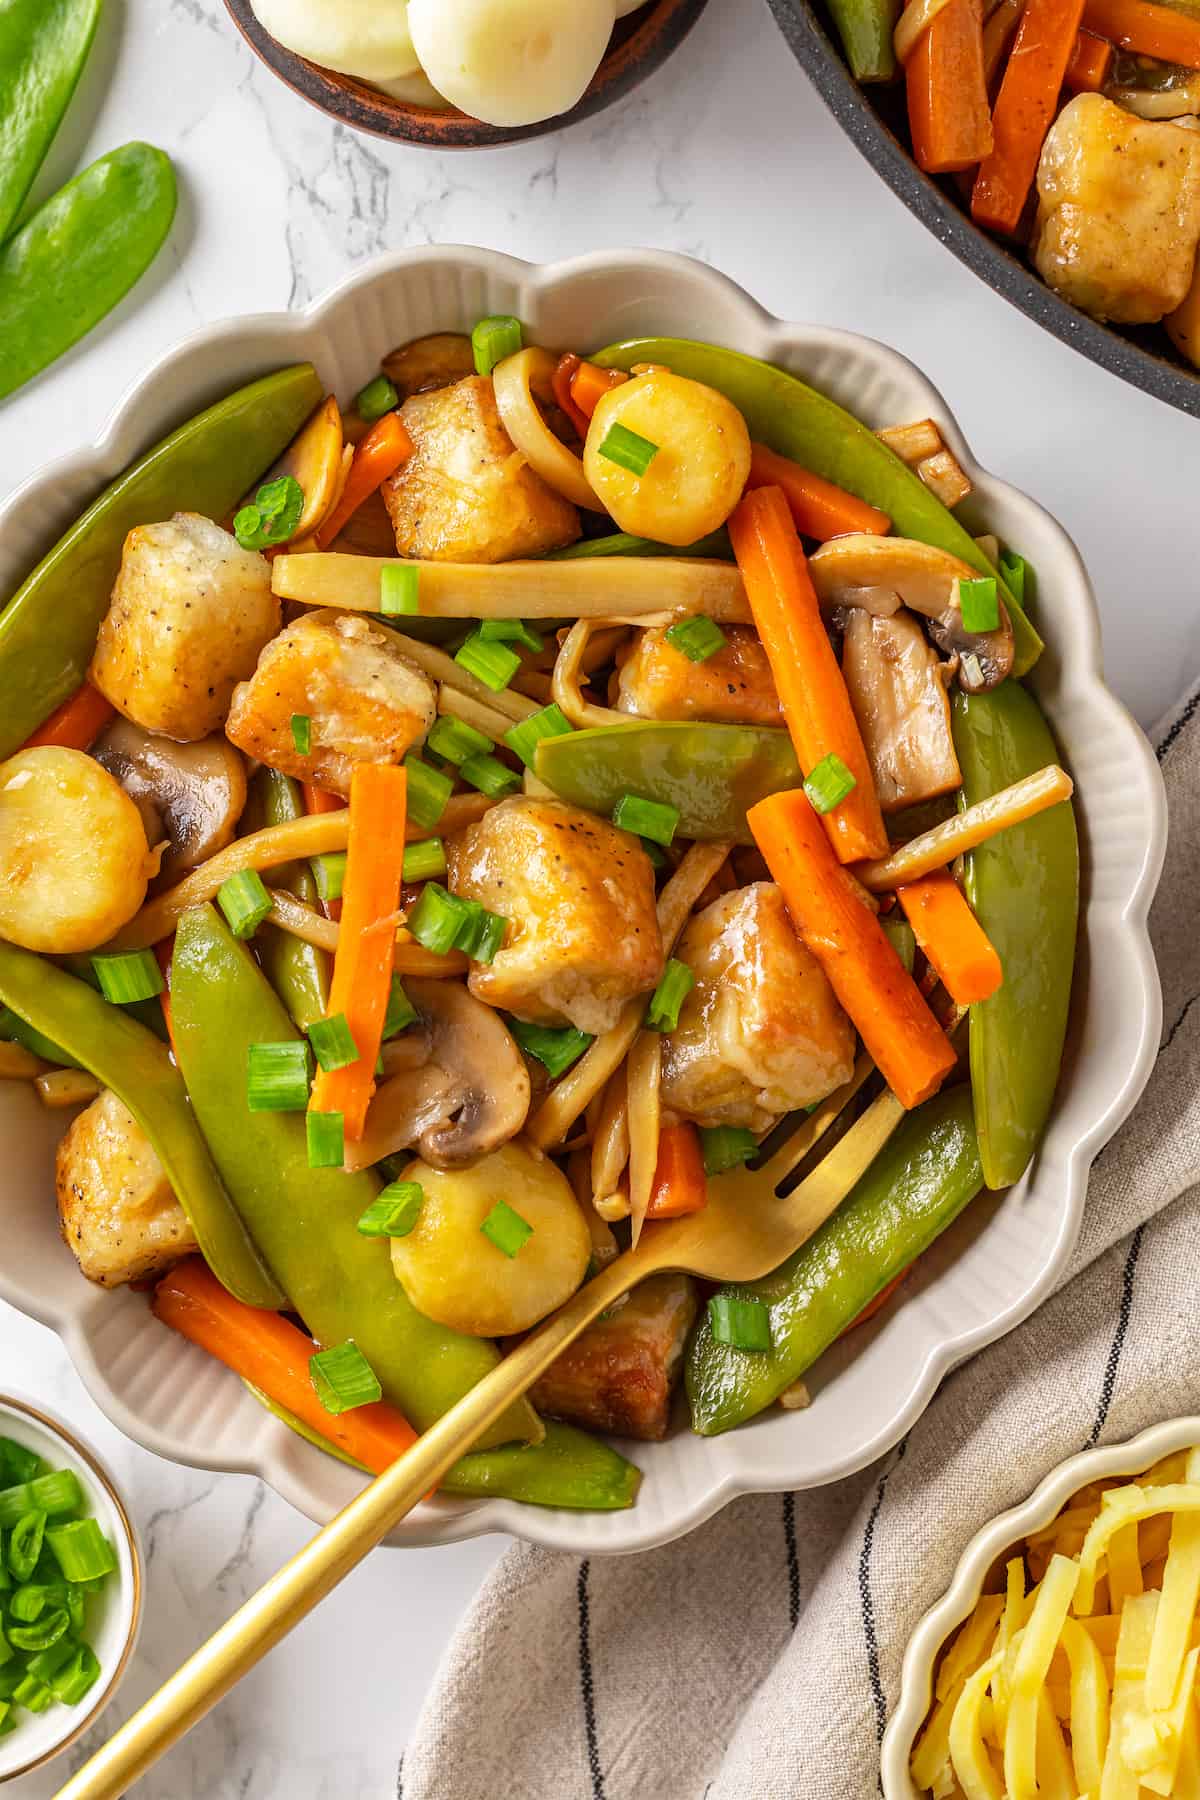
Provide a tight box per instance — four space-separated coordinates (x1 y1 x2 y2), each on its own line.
54 1252 647 1800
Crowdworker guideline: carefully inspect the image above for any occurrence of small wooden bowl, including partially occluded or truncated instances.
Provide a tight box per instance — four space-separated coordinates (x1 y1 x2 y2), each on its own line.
222 0 711 148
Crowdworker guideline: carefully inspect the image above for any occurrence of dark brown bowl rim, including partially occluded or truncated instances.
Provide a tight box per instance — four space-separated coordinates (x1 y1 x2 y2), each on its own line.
766 0 1200 419
223 0 710 149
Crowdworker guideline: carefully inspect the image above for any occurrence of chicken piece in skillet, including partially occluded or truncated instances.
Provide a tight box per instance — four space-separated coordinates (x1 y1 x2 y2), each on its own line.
382 374 581 562
531 1273 701 1441
89 513 280 741
613 625 783 728
225 609 436 798
1033 94 1200 323
660 882 856 1133
446 795 664 1036
56 1089 197 1287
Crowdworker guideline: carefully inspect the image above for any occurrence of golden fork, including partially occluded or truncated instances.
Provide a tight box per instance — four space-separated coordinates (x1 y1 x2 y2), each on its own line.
55 1050 910 1800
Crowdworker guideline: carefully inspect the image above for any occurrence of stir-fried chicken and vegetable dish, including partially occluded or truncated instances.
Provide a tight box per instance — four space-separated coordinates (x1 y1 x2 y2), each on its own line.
0 323 1078 1508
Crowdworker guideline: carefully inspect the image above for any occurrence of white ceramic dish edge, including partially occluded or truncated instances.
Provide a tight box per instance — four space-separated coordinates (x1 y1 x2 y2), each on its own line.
880 1414 1200 1797
0 247 1167 1554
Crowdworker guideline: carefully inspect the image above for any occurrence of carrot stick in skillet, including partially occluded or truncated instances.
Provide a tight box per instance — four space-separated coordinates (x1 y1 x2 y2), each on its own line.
907 0 994 173
21 681 113 752
1083 0 1200 65
972 0 1087 235
1064 26 1113 88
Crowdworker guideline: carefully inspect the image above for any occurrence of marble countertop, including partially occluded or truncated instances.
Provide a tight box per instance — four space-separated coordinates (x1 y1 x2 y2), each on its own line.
1 0 1196 1793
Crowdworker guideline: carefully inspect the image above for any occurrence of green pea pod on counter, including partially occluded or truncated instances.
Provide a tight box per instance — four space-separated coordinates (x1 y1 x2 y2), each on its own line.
536 721 800 844
686 1085 983 1436
592 337 1042 677
0 0 102 243
0 939 284 1310
0 361 323 758
169 903 540 1452
242 1383 640 1511
952 682 1079 1191
242 769 331 1032
550 528 733 562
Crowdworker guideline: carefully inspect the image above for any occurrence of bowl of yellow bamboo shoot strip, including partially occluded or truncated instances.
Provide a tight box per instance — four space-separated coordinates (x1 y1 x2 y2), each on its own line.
882 1417 1200 1799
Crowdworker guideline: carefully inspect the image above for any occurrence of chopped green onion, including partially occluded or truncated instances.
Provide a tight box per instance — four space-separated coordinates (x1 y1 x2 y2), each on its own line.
403 754 454 830
700 1126 759 1176
217 868 273 940
480 1199 534 1259
502 703 573 770
7 1512 46 1581
664 616 727 663
641 837 669 869
246 1040 311 1112
309 1342 382 1415
357 1181 424 1239
12 1673 53 1713
402 837 447 884
407 882 470 955
707 1293 773 1352
310 852 347 904
8 1609 69 1653
45 1518 116 1585
427 715 493 766
234 475 304 551
958 576 1000 634
25 1640 76 1683
90 949 163 1006
0 1440 39 1487
355 374 399 422
382 974 419 1039
63 1585 86 1635
290 713 312 755
455 633 521 693
999 550 1027 605
306 1110 344 1170
881 915 917 973
612 792 679 847
0 1472 80 1531
508 1018 593 1079
9 1584 49 1622
459 752 521 800
804 752 857 816
645 959 695 1032
51 1643 101 1706
463 908 507 965
598 422 659 478
380 562 420 617
471 313 523 376
478 618 544 653
307 1014 359 1073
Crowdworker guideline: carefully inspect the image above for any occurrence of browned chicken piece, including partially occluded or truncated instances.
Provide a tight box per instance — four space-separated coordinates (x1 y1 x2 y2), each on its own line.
1033 94 1200 324
225 609 436 798
530 1273 700 1441
614 624 783 727
56 1089 197 1287
661 882 856 1132
90 514 280 742
446 795 663 1035
841 608 961 814
382 374 580 562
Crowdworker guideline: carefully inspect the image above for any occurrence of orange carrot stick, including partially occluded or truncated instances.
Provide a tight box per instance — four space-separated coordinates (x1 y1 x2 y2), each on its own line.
1084 0 1200 62
22 682 114 752
907 0 994 172
569 361 628 419
309 763 407 1140
153 1258 418 1476
746 443 892 542
897 870 1003 1005
552 352 591 439
314 411 413 551
302 784 346 816
748 788 957 1110
843 1267 912 1334
729 486 889 865
1064 25 1113 87
971 0 1086 234
646 1121 708 1220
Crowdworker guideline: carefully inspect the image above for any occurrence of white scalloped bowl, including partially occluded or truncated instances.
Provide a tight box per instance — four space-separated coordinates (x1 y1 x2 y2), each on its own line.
880 1415 1200 1796
0 249 1166 1554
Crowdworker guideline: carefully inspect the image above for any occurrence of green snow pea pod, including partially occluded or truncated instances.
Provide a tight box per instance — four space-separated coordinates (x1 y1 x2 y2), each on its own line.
536 721 800 844
825 0 898 81
0 361 323 758
242 770 331 1033
242 1384 640 1511
550 528 733 561
952 682 1079 1190
0 939 284 1309
170 904 538 1452
0 0 102 244
0 1004 81 1069
592 337 1042 676
0 143 176 405
687 1086 983 1436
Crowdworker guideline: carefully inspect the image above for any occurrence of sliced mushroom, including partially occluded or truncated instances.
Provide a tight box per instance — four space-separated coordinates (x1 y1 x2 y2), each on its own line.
344 978 530 1172
92 719 247 884
810 533 1014 691
254 397 345 542
841 608 962 814
381 333 475 400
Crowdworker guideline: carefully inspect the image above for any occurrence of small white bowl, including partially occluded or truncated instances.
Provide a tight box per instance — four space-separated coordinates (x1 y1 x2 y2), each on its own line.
0 1393 142 1783
881 1415 1200 1797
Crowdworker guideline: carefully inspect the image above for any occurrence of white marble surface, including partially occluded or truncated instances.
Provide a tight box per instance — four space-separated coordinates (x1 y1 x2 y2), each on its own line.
1 0 1196 1793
